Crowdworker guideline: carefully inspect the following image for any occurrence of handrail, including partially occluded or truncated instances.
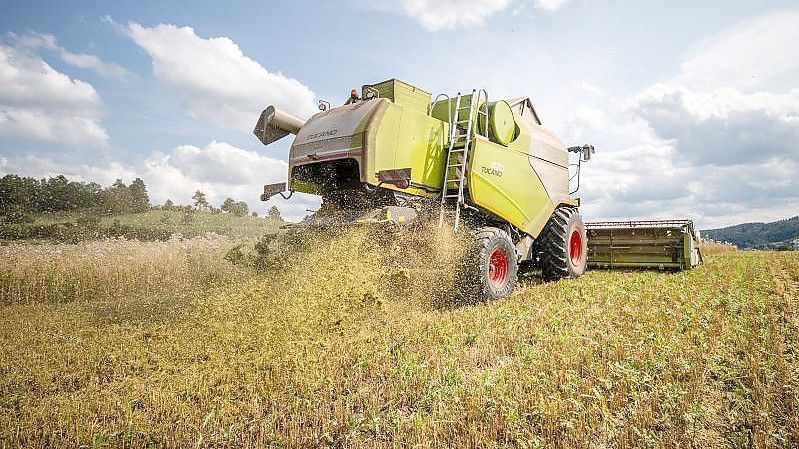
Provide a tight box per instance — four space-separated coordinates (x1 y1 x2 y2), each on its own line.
569 158 582 195
429 93 452 127
363 86 380 100
474 88 489 138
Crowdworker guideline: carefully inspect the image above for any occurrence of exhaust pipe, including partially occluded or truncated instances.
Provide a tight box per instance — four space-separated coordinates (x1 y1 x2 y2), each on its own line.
253 106 306 146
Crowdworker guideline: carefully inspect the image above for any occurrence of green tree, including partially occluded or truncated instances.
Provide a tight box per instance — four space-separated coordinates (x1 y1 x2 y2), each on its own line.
221 197 249 217
129 178 150 212
267 205 282 221
103 179 133 214
78 182 104 209
1 173 129 217
0 175 39 215
37 176 103 212
40 175 71 211
221 198 236 214
163 199 174 210
192 190 209 211
235 201 249 217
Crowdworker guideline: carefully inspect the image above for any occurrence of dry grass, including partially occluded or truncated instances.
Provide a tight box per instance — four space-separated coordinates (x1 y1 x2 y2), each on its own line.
1 228 797 448
699 240 738 255
0 234 247 306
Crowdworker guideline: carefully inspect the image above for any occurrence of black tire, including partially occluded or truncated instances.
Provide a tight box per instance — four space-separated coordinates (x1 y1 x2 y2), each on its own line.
463 227 518 301
538 207 587 281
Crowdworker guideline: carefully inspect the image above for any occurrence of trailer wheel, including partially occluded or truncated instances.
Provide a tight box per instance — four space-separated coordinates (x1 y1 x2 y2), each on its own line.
464 227 518 301
538 207 587 281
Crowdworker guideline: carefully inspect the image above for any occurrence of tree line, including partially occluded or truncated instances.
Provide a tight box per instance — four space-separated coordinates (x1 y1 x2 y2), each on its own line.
186 190 280 220
0 174 279 223
185 190 250 217
0 174 150 221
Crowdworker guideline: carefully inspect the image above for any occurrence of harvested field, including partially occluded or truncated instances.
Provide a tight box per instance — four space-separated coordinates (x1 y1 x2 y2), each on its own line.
1 229 797 448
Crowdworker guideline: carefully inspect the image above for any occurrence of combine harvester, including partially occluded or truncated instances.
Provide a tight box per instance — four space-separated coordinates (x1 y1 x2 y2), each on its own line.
253 78 698 300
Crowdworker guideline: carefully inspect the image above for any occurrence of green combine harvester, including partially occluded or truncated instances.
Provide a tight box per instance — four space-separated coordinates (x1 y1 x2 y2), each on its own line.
253 78 696 300
254 78 595 299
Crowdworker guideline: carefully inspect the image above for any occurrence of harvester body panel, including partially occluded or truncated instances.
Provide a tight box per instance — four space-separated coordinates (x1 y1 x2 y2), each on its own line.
368 100 448 196
287 99 377 194
286 96 449 199
466 97 573 236
362 79 432 111
468 137 555 236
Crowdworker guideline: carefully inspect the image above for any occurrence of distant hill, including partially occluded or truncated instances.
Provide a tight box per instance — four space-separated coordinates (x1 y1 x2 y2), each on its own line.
702 216 799 250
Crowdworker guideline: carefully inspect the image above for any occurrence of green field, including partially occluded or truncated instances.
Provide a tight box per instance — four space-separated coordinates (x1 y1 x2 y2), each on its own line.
0 228 797 448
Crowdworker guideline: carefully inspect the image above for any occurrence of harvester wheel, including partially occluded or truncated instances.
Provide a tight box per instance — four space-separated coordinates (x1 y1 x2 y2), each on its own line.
538 207 587 281
466 227 518 301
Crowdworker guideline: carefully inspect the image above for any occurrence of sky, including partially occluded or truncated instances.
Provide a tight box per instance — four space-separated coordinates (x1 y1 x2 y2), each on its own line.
0 0 797 227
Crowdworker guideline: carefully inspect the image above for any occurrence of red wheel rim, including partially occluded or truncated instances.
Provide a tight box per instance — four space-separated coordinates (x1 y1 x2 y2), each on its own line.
488 248 509 287
569 230 583 265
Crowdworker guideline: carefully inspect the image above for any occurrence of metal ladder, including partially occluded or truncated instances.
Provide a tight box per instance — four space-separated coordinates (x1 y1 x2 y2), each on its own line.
438 89 489 230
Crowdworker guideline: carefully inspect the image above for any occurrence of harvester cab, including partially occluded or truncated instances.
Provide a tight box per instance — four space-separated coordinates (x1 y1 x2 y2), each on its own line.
254 78 594 300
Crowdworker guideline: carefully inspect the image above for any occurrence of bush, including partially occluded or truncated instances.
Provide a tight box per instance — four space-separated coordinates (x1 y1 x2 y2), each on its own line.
180 211 194 225
76 215 100 228
224 244 246 265
3 208 35 224
252 234 278 271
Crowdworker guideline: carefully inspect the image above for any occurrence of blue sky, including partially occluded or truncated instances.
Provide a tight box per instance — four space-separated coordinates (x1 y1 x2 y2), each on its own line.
1 0 797 226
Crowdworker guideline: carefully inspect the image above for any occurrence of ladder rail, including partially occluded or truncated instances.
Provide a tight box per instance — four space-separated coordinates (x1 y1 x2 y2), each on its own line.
438 92 463 227
454 90 478 230
438 88 489 231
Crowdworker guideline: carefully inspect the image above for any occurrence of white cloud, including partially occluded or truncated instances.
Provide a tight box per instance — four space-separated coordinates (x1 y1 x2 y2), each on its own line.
576 135 799 228
164 141 287 185
632 85 799 166
0 44 109 148
9 32 58 50
9 31 133 81
0 141 319 221
362 0 570 30
135 141 320 220
59 51 132 81
677 10 799 92
123 21 317 130
392 0 510 30
532 0 571 11
564 9 799 228
573 96 799 227
578 81 602 95
0 108 109 148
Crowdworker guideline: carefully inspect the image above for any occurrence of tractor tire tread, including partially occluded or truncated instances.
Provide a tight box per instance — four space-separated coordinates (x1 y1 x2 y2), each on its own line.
461 226 518 301
539 206 585 281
